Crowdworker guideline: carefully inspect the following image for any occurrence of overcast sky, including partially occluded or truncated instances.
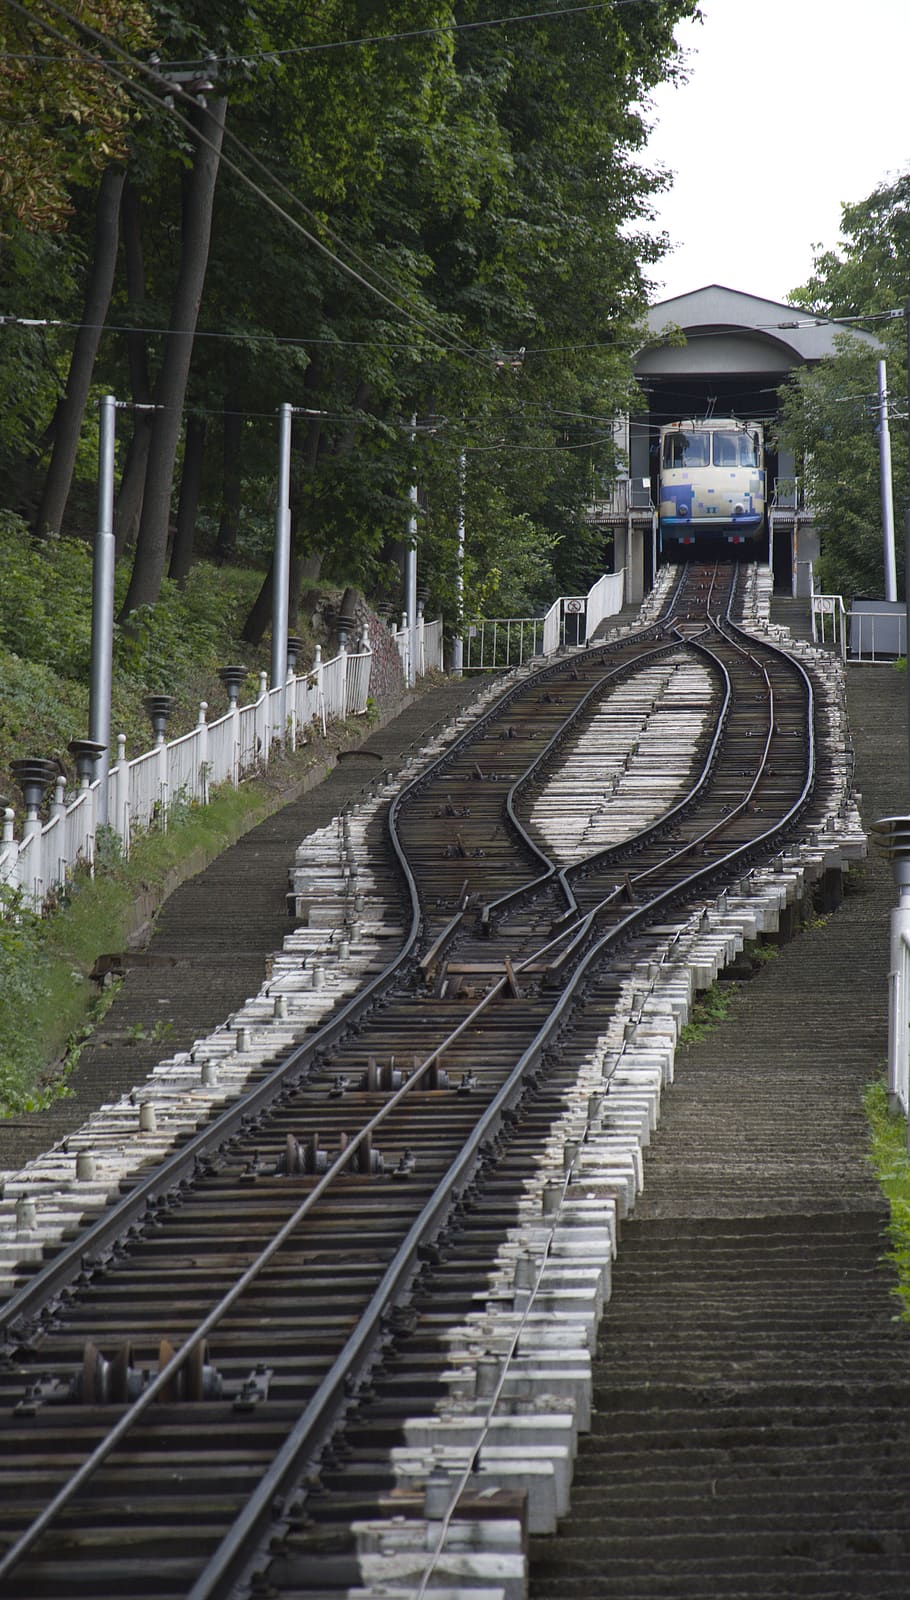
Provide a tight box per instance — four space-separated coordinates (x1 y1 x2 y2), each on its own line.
641 0 910 307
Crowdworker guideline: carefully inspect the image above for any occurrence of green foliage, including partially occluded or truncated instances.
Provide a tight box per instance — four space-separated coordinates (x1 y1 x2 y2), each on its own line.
0 0 153 235
779 170 910 600
0 889 56 1110
864 1078 910 1320
0 512 95 676
678 981 736 1046
0 512 269 797
0 757 330 1112
777 335 904 600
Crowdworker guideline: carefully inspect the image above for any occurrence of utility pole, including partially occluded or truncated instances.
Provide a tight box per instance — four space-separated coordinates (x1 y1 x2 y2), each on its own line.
89 395 118 825
905 298 910 793
878 359 897 602
273 402 293 739
405 413 418 688
452 451 466 677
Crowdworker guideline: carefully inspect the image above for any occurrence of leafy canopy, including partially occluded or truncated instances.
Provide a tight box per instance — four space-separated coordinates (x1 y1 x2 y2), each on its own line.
778 172 909 599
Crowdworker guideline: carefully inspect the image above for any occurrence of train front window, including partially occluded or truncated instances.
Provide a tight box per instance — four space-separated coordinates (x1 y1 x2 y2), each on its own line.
711 432 761 468
662 431 709 469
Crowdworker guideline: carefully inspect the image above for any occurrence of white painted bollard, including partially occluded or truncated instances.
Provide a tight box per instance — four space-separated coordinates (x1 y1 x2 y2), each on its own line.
138 1102 157 1133
16 1196 37 1235
75 1151 96 1182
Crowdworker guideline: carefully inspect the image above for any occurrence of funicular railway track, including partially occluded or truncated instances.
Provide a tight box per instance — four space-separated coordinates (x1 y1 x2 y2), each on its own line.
0 563 825 1599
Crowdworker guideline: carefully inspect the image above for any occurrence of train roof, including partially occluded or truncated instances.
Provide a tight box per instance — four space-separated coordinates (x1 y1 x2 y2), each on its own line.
661 417 763 432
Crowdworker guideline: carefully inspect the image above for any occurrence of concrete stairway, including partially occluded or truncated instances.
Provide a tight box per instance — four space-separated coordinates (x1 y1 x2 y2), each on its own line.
528 663 910 1597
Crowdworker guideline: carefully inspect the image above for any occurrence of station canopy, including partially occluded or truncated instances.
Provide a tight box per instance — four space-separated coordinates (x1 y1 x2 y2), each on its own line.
633 283 880 423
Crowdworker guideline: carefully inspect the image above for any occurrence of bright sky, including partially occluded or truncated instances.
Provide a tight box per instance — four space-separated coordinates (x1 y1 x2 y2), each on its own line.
642 0 910 307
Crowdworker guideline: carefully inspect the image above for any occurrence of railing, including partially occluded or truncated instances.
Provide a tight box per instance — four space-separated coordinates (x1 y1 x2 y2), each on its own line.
848 601 907 662
890 922 910 1118
391 615 443 686
811 593 847 661
1 644 372 915
464 616 546 670
771 476 810 513
464 569 627 672
585 570 626 640
587 478 653 520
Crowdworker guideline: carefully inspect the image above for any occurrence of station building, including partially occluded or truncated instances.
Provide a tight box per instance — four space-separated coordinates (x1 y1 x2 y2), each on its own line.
594 284 881 604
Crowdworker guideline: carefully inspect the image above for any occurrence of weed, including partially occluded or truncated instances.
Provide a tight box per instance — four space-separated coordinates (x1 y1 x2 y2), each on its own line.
678 981 737 1046
864 1078 910 1321
750 941 780 967
125 1020 175 1046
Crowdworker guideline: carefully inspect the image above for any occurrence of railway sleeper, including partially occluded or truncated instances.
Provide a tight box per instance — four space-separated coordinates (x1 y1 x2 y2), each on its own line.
15 1337 273 1413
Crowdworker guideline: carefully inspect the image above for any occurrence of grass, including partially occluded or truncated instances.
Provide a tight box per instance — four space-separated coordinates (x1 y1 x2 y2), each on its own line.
864 1079 910 1321
0 738 344 1116
678 980 737 1046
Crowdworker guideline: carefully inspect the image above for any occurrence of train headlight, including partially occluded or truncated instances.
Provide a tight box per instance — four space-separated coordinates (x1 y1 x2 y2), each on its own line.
733 502 745 516
677 502 689 518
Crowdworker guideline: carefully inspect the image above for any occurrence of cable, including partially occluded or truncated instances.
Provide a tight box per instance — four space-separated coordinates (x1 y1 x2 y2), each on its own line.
1 0 691 66
11 0 490 371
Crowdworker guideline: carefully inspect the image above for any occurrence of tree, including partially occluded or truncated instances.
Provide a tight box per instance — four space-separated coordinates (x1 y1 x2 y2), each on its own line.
32 167 126 539
120 95 228 617
0 0 151 236
779 172 910 598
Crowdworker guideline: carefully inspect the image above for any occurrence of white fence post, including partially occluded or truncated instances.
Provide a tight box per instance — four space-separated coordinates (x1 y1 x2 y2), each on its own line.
871 818 910 1126
257 670 269 767
197 701 209 805
1 807 19 897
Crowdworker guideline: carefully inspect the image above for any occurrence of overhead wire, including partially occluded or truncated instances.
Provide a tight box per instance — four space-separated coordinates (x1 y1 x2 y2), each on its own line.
1 0 693 65
11 0 491 373
12 0 793 458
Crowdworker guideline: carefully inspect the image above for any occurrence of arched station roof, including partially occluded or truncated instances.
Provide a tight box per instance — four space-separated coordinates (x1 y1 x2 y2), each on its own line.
635 283 880 381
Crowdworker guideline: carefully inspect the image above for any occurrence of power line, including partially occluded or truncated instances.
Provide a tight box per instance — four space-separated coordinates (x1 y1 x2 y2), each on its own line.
1 0 688 66
12 0 492 373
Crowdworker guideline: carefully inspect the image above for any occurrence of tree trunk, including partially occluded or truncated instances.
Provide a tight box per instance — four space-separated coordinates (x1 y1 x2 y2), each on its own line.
114 180 153 554
168 412 207 585
32 166 126 540
241 547 322 648
120 97 227 618
214 396 241 562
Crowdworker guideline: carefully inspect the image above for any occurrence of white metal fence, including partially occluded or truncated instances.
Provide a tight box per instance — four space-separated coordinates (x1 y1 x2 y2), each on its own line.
391 615 444 684
847 602 907 662
810 593 847 661
889 913 910 1119
465 569 626 671
1 644 372 914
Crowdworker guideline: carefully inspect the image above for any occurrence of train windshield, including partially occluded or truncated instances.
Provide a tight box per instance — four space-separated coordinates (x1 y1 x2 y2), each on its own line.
711 431 761 468
662 431 710 468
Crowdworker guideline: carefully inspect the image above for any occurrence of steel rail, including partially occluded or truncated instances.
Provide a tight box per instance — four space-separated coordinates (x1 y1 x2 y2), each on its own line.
183 579 823 1600
0 563 818 1596
480 635 694 929
545 623 817 979
1 626 655 1342
0 613 703 1583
